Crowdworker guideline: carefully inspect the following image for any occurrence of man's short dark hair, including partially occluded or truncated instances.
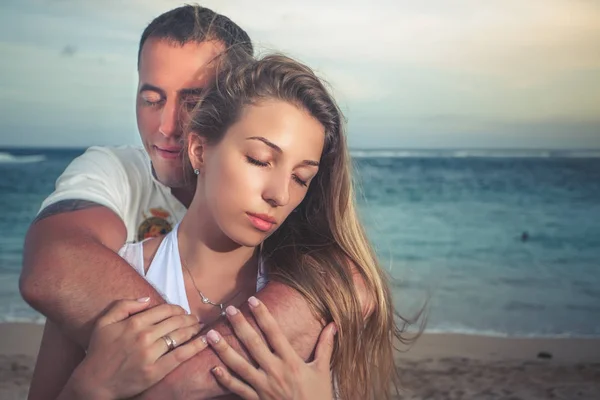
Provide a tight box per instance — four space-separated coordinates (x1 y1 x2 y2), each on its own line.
138 5 253 69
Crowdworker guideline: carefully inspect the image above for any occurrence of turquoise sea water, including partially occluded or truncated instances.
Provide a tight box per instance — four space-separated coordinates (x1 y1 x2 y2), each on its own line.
1 148 599 337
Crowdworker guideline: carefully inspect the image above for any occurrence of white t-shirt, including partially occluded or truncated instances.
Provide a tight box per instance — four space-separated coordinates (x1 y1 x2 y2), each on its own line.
39 146 187 242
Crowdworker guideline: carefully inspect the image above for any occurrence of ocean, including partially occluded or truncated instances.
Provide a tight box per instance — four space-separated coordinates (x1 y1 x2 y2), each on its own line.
1 148 599 337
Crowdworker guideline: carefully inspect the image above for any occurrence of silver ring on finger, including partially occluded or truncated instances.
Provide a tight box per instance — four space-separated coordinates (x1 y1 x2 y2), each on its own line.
162 335 176 352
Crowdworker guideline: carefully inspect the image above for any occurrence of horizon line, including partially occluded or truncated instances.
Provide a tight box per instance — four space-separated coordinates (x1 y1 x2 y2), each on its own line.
2 145 600 152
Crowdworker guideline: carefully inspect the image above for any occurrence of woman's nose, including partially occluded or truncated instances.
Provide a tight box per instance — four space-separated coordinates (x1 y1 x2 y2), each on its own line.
262 173 290 207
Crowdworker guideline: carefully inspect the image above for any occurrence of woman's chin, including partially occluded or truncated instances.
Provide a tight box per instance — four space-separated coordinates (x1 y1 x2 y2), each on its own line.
226 230 267 248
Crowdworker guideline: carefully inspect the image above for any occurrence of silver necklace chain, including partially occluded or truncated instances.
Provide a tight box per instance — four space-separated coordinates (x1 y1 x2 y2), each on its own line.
180 257 240 316
179 243 263 317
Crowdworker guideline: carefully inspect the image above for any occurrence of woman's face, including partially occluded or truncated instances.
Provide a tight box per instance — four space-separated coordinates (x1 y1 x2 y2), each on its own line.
195 99 325 247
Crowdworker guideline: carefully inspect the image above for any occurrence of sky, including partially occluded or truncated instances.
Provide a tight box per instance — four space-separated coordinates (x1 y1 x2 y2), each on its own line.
0 0 599 149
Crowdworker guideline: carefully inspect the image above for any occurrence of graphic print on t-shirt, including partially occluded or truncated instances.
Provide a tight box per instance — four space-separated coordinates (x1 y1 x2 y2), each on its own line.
137 207 173 241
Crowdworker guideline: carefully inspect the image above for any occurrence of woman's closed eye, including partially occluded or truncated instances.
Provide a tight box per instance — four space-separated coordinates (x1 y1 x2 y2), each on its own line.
246 156 309 187
245 156 269 167
292 175 308 187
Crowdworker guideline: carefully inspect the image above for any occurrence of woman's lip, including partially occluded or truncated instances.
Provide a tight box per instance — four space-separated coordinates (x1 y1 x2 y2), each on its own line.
247 212 277 224
246 213 276 232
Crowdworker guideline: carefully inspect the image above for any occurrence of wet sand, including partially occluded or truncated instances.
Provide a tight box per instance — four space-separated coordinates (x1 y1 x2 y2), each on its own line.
2 323 599 399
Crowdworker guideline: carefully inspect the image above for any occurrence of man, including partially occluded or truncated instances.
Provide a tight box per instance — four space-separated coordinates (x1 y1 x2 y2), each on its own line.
22 5 373 398
19 6 331 399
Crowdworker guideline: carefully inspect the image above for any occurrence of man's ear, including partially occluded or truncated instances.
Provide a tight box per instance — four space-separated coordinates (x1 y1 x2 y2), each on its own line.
187 133 207 172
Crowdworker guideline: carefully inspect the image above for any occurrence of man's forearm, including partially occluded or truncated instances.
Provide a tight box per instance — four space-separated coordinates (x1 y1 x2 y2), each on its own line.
21 232 165 347
141 281 323 400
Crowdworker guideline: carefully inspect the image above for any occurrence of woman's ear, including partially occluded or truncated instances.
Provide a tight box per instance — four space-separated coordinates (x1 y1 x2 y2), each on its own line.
187 133 206 173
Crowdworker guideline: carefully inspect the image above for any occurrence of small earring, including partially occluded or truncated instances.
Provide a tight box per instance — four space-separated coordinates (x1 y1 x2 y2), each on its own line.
193 168 200 175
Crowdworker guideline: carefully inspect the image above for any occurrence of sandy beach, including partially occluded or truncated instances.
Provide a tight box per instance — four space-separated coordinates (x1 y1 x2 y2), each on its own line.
1 323 599 400
0 323 42 400
395 333 600 399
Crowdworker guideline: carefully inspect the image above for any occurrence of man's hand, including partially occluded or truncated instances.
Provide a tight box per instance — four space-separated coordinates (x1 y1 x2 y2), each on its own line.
136 282 323 400
138 265 372 400
21 200 373 399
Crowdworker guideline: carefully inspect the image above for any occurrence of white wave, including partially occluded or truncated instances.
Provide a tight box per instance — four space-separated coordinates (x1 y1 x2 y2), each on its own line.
350 149 600 159
449 150 552 158
351 150 443 158
0 151 46 163
0 314 47 325
559 150 600 158
423 324 600 338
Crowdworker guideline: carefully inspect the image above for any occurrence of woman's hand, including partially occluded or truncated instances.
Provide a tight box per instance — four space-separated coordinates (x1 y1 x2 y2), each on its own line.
206 296 336 400
63 298 208 399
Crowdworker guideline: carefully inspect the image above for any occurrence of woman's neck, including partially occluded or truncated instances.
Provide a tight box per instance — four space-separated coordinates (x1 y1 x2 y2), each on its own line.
177 204 258 284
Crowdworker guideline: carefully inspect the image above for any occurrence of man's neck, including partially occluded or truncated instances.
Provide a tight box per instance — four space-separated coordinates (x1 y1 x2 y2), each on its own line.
170 186 195 208
149 163 195 208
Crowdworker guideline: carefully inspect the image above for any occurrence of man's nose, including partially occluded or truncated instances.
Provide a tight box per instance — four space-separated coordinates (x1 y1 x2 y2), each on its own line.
159 100 180 138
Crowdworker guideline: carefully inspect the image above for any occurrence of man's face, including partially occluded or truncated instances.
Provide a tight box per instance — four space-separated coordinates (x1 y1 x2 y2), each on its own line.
136 38 224 188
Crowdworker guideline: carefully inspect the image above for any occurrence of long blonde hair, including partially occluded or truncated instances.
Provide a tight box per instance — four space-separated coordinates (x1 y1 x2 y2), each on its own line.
187 53 421 400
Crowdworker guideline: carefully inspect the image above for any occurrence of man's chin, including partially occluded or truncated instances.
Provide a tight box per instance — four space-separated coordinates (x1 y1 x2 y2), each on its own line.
152 170 186 188
150 162 187 188
160 176 189 189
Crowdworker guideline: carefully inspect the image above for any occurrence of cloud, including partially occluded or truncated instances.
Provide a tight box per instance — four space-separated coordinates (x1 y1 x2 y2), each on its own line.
0 0 598 148
17 0 600 88
40 0 600 75
60 44 76 56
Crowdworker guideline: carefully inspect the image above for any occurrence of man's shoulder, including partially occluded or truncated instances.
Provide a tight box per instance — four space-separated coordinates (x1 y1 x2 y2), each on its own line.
73 145 151 177
81 145 148 166
39 146 151 219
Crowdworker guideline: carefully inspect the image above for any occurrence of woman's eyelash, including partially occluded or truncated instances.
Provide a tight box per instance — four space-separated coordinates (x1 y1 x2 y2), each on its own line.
246 156 309 187
246 156 269 167
293 175 308 187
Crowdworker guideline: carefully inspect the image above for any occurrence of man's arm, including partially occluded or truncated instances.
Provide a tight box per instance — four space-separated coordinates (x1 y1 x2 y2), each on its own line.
140 281 323 400
142 262 373 399
23 203 368 399
28 320 86 400
22 203 321 399
20 200 167 346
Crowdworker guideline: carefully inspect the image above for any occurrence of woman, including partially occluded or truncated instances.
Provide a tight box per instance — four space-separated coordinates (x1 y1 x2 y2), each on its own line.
29 53 409 400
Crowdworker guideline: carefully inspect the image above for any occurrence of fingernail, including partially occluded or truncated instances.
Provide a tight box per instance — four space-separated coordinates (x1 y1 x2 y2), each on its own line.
207 330 220 344
248 296 260 308
225 305 238 316
211 366 222 377
137 296 150 303
200 335 208 345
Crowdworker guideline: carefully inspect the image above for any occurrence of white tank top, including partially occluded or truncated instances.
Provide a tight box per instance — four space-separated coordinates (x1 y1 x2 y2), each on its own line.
118 224 268 313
